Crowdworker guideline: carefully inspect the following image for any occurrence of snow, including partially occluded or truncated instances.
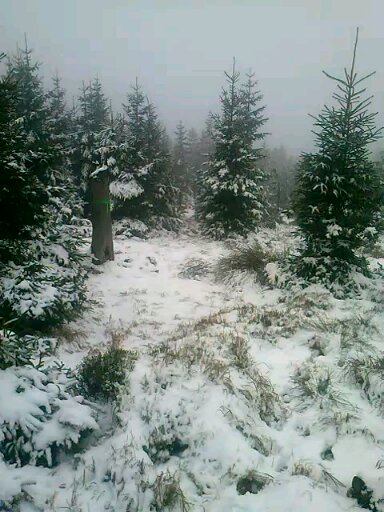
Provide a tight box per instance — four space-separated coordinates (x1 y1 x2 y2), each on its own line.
49 243 69 264
110 178 143 199
3 225 384 510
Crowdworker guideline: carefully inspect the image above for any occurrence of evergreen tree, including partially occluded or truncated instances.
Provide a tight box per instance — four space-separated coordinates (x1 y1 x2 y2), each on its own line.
172 120 191 199
46 74 71 140
186 123 215 203
71 82 91 200
145 103 182 228
46 74 82 224
197 118 215 168
0 44 87 331
293 29 383 292
112 80 182 229
196 61 268 239
0 46 52 248
0 52 20 256
112 80 151 220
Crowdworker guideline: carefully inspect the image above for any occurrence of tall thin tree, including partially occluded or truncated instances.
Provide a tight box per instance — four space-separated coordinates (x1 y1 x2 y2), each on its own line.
196 59 268 239
293 29 383 292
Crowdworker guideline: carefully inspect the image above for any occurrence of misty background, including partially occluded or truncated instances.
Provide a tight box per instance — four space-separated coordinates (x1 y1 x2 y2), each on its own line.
1 0 383 156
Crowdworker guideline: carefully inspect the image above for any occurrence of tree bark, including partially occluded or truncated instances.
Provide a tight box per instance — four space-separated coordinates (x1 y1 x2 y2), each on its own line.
91 176 114 263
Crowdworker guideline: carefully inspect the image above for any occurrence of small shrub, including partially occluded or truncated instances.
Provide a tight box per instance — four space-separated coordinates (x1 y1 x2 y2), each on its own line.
153 215 183 233
0 236 88 332
77 340 137 401
0 363 98 467
0 318 98 469
215 240 278 285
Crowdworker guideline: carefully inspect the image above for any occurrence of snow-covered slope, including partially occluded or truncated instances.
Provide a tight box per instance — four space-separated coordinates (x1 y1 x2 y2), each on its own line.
4 229 384 511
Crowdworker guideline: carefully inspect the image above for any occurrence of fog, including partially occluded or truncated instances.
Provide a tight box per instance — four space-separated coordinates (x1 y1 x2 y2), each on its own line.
1 0 383 154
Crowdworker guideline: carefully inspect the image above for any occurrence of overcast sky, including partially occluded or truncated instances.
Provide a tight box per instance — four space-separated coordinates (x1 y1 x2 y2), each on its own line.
1 0 383 154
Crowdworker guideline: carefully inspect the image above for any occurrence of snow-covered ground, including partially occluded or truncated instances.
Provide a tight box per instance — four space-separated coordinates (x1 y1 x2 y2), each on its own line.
4 227 384 511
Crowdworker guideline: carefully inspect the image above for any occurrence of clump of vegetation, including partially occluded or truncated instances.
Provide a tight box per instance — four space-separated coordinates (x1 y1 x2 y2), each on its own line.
234 303 301 344
339 314 377 354
236 471 272 495
143 425 189 464
178 257 212 281
292 461 314 478
344 355 384 401
215 240 279 285
77 335 137 401
150 471 191 512
238 365 284 424
291 363 352 415
292 364 332 403
228 335 251 370
150 336 232 389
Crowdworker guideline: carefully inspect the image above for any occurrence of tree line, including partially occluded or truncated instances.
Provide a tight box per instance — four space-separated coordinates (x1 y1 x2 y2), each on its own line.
1 29 383 339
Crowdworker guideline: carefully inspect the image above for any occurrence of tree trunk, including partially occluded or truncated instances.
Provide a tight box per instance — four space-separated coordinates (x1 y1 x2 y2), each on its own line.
91 176 114 263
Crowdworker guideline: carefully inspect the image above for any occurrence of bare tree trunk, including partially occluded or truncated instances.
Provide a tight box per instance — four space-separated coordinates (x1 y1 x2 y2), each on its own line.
91 176 114 263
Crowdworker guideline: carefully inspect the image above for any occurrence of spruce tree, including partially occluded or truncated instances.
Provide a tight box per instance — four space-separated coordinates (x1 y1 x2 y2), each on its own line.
112 80 150 220
112 80 182 230
0 46 52 248
0 52 20 257
293 29 383 292
172 121 191 198
186 122 215 202
144 102 182 229
0 44 87 330
196 61 268 239
46 74 82 223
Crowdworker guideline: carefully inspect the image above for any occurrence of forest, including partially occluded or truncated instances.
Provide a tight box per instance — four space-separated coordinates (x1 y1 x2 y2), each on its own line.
1 24 384 512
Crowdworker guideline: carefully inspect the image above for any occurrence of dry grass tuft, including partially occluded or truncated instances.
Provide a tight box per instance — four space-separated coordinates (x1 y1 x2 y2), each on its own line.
150 471 191 512
214 240 278 285
50 323 88 349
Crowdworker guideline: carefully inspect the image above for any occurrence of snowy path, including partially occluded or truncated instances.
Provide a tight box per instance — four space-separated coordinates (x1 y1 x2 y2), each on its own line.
64 233 262 361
